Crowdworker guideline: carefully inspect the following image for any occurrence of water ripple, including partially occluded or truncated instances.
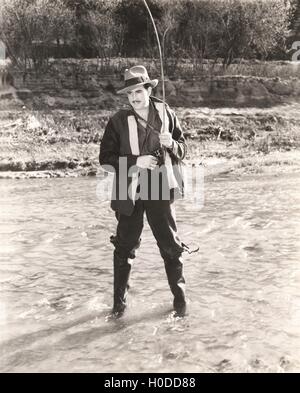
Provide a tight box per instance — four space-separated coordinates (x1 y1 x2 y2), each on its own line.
0 175 300 372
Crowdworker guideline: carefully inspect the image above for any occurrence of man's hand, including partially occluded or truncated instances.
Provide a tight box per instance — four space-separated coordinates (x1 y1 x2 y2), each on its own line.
136 155 158 170
159 133 173 148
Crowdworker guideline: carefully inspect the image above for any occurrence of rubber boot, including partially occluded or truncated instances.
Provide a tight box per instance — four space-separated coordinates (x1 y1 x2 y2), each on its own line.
164 256 186 317
113 251 132 317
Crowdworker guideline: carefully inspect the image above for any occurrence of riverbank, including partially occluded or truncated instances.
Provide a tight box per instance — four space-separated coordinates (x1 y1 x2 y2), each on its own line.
0 102 299 180
0 150 299 180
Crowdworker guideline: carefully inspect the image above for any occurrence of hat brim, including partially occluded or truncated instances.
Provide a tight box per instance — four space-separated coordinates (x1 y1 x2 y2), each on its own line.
117 79 158 94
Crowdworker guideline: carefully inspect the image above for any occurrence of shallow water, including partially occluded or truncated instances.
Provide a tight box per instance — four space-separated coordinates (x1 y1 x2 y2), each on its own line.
0 173 299 373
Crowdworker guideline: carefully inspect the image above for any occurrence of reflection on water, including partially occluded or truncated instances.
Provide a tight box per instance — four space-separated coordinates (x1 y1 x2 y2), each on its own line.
0 174 299 372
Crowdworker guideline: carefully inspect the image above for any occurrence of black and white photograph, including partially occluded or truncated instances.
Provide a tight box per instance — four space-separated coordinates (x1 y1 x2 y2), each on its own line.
0 0 299 374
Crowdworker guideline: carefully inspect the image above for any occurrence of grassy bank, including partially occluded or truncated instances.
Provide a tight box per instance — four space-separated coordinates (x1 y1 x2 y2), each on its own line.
0 102 300 179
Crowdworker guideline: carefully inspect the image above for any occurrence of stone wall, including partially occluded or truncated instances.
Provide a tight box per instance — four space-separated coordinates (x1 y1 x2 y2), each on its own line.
8 60 300 108
163 75 300 107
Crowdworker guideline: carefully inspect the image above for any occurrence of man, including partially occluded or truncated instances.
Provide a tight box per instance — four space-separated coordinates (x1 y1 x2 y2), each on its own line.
99 65 187 318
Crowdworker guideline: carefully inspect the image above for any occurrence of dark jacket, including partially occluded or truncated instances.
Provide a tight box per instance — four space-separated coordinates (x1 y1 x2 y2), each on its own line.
99 97 187 216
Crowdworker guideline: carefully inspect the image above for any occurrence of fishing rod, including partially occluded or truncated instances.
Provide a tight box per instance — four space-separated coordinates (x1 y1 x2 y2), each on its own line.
141 0 167 135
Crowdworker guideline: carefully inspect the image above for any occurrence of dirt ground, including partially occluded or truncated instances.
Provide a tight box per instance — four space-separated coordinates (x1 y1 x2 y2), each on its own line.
0 85 300 180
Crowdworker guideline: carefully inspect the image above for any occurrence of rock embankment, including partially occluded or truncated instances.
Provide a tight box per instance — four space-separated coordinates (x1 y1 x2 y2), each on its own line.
7 60 300 109
1 59 299 179
163 76 300 107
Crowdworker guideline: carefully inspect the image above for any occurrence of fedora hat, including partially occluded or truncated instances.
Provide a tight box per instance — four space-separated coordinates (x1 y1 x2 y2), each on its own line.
117 65 158 94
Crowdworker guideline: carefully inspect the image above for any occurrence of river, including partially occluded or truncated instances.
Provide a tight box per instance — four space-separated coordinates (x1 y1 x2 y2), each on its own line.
0 173 299 372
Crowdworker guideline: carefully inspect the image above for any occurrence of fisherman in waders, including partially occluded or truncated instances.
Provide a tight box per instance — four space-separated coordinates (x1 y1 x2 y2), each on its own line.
99 65 187 318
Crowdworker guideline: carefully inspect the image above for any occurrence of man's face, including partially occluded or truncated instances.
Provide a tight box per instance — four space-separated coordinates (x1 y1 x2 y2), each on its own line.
127 85 151 111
